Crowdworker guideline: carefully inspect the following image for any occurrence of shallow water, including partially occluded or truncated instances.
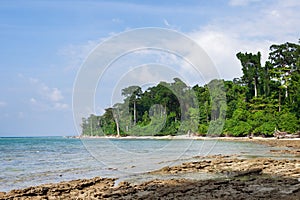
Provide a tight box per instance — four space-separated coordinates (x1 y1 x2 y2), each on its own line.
0 137 288 192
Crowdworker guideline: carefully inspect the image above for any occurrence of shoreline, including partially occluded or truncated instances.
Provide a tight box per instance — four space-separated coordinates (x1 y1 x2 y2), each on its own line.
1 137 300 199
77 134 300 140
78 134 300 149
2 154 299 199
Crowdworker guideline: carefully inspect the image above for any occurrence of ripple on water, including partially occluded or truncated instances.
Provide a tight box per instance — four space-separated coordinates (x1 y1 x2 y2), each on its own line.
0 137 294 192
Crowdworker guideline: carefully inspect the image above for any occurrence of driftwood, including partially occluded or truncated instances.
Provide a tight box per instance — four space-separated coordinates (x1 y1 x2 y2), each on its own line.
273 129 300 139
285 133 300 138
273 129 287 139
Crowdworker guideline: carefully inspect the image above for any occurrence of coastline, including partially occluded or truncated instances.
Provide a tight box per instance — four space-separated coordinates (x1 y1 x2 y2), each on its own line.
78 134 300 149
78 134 300 140
1 137 300 199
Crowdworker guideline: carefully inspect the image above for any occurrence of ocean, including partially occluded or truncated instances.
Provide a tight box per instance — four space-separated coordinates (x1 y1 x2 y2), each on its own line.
0 136 283 192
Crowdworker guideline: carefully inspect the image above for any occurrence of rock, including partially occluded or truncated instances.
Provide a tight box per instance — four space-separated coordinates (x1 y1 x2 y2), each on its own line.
118 181 131 188
0 192 6 198
2 151 300 200
233 168 262 177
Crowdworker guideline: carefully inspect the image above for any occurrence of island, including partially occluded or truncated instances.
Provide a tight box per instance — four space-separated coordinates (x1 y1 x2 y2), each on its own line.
1 40 300 200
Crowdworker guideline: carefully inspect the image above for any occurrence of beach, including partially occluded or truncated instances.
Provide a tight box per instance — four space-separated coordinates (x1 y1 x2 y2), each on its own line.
1 137 300 199
80 134 300 156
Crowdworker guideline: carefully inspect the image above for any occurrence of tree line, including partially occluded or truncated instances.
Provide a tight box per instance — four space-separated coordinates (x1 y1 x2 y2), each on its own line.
81 40 300 137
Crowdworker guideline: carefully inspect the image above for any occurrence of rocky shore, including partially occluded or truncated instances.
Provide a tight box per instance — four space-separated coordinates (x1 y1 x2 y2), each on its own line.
1 139 300 200
249 138 300 155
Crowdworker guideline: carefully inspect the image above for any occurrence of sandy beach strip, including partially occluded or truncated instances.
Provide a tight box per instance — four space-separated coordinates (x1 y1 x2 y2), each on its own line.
79 134 300 149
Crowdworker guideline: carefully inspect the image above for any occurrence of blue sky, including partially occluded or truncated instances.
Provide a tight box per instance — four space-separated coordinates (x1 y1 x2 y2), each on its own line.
0 0 299 136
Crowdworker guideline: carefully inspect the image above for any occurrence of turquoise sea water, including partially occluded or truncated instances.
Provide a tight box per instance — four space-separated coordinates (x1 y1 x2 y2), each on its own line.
0 137 285 192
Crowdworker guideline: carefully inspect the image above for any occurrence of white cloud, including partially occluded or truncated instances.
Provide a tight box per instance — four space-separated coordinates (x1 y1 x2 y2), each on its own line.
18 112 24 119
225 0 300 41
48 88 63 102
162 18 181 31
42 86 63 102
29 96 69 111
229 0 262 6
29 78 64 102
0 101 7 107
54 103 69 110
65 1 299 87
189 29 271 80
188 0 300 80
29 97 51 111
59 39 102 71
163 19 170 27
30 98 37 104
29 77 39 84
17 73 24 78
112 18 122 23
27 77 69 111
153 51 203 85
96 106 105 115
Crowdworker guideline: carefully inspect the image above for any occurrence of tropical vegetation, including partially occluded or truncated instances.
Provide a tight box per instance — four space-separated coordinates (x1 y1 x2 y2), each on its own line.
81 40 300 137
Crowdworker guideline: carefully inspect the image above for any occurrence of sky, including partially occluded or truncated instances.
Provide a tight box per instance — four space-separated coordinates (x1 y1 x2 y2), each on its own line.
0 0 299 137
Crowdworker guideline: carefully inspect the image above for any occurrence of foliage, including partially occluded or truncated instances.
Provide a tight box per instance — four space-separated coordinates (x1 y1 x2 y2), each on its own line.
277 112 299 133
81 40 300 137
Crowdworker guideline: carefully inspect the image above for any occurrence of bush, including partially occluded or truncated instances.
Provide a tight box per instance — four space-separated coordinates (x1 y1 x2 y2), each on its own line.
277 112 299 133
207 119 225 136
224 119 251 136
254 121 276 136
198 124 208 136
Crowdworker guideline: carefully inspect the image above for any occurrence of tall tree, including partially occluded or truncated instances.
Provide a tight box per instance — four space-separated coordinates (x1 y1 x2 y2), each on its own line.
112 103 122 137
170 78 191 120
121 86 142 126
261 61 273 97
269 42 299 111
236 52 262 99
269 42 299 97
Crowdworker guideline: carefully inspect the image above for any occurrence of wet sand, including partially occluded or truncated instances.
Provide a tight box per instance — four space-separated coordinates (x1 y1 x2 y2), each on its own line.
218 137 300 155
1 138 300 199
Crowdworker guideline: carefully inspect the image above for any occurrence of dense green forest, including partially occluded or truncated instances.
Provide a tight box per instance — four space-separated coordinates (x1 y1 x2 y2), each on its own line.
81 40 300 137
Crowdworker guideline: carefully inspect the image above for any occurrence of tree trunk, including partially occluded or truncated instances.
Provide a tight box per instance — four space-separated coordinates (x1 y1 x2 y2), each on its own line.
90 121 93 136
133 100 136 126
115 118 120 137
113 108 120 137
278 89 281 112
254 78 258 97
205 101 209 123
